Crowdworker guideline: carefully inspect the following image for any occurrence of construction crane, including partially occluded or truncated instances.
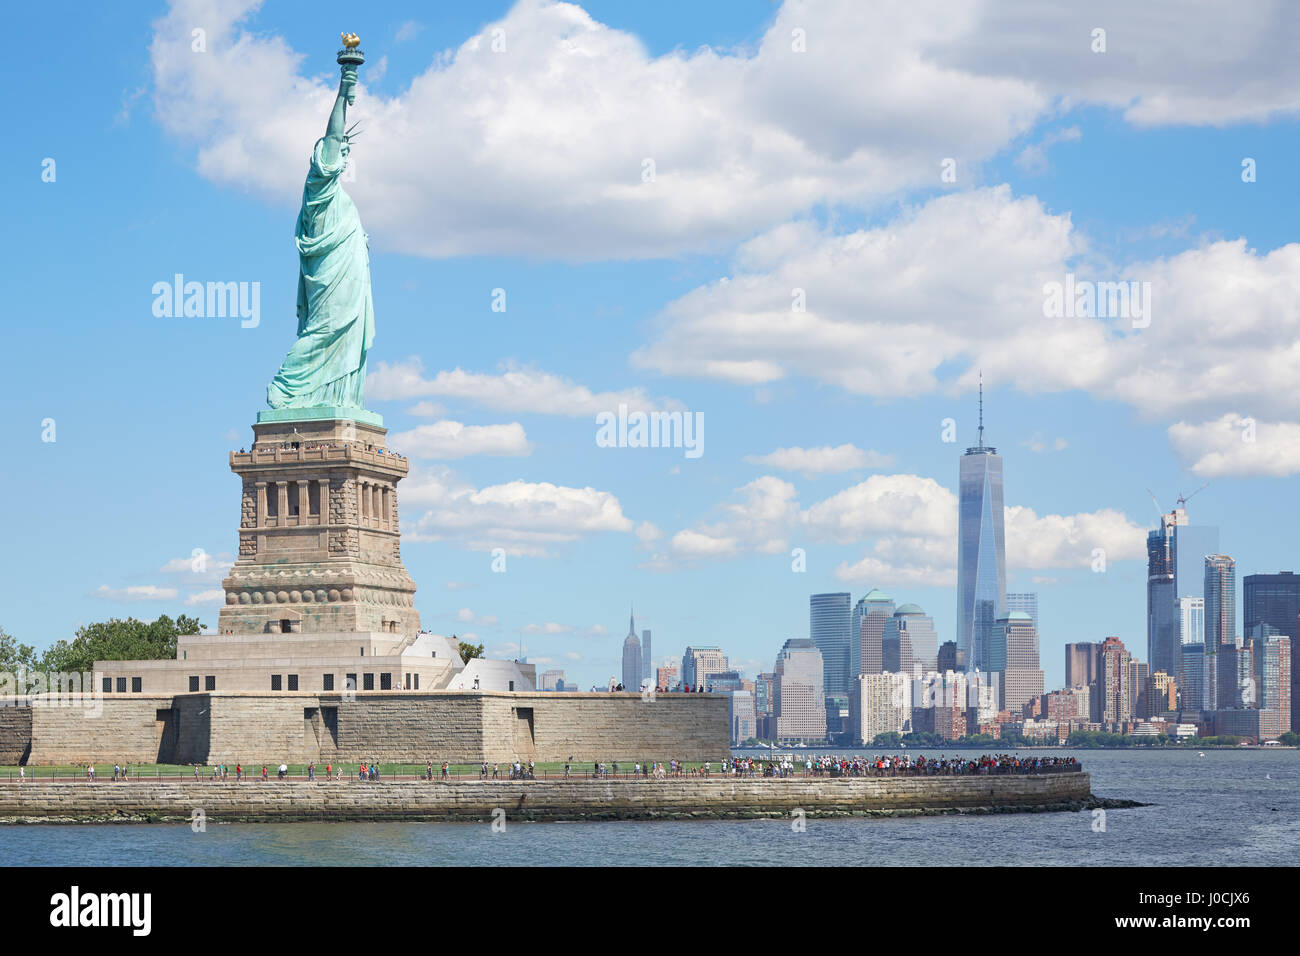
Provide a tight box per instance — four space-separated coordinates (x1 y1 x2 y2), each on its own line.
1145 483 1210 524
1175 483 1209 510
1145 488 1163 519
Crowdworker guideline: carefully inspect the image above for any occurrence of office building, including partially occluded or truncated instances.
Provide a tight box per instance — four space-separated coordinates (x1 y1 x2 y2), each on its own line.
937 640 965 673
1179 597 1204 646
996 612 1044 715
957 384 1006 672
851 589 894 677
681 646 728 691
1129 659 1150 719
1180 643 1207 712
774 638 827 741
709 670 746 693
882 604 938 676
655 664 677 692
621 609 642 691
1243 571 1300 732
1146 508 1219 691
641 629 652 686
810 592 852 697
1006 592 1039 629
729 690 757 745
1064 641 1101 696
539 669 567 691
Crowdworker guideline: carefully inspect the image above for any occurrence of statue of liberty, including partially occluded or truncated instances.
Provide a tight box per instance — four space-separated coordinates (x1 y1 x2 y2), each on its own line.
266 35 374 412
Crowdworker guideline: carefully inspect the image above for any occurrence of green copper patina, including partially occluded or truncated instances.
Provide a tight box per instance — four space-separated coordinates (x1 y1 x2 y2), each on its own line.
263 40 376 424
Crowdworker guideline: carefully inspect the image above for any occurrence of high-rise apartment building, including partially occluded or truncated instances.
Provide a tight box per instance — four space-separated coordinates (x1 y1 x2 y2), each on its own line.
810 592 852 697
774 638 827 742
1205 554 1237 709
655 664 678 692
848 672 911 745
1257 635 1292 739
1099 636 1133 725
1204 555 1237 647
957 386 1006 672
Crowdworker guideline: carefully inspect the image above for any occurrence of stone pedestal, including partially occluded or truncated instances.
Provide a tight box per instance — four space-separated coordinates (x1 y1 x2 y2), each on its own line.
217 412 421 637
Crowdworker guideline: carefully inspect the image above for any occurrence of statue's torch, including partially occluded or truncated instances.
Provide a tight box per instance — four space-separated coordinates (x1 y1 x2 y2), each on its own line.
337 33 364 106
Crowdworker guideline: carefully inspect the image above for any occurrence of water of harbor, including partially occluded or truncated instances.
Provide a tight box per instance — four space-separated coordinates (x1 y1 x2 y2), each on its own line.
1 748 1294 866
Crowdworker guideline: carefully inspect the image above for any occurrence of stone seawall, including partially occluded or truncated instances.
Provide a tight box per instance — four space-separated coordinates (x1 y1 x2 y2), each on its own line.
0 772 1093 823
6 691 730 766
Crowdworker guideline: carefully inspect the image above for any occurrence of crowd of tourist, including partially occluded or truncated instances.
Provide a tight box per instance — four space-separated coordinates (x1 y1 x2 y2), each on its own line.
43 752 1078 783
722 753 1082 777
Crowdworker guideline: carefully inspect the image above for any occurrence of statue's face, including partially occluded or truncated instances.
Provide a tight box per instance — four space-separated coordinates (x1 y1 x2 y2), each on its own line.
341 140 351 160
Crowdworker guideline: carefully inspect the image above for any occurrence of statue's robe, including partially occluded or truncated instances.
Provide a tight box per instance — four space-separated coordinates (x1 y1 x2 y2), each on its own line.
267 139 374 409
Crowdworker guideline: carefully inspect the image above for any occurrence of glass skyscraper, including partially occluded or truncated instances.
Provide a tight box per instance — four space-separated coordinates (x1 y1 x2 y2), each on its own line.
810 592 852 697
1243 571 1300 730
1204 554 1237 710
1006 592 1038 630
1146 509 1219 683
957 390 1005 673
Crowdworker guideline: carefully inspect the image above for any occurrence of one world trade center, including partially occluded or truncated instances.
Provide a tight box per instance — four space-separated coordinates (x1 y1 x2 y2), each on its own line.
958 383 1006 673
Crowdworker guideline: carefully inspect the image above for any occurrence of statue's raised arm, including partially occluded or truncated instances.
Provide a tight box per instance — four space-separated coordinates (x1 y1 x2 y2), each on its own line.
321 60 357 169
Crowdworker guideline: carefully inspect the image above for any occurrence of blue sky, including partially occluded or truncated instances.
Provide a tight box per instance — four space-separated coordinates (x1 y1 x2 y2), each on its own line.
6 1 1300 691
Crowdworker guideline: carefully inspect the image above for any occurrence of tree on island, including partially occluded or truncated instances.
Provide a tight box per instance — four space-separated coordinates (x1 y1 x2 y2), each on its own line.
453 635 484 664
39 614 203 675
0 626 40 689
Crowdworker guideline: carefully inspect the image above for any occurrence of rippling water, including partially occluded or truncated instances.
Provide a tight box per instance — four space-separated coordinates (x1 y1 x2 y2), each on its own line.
2 749 1295 866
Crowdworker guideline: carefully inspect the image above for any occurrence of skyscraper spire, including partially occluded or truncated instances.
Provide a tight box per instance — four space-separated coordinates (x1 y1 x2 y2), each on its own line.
978 370 985 450
629 603 636 637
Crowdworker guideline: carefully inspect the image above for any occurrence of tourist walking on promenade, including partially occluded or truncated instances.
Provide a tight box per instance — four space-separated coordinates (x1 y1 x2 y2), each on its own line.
18 766 24 783
236 763 242 782
262 765 268 781
308 762 315 781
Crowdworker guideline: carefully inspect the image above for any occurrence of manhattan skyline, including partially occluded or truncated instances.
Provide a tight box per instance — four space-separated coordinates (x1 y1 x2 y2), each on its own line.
7 1 1300 695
